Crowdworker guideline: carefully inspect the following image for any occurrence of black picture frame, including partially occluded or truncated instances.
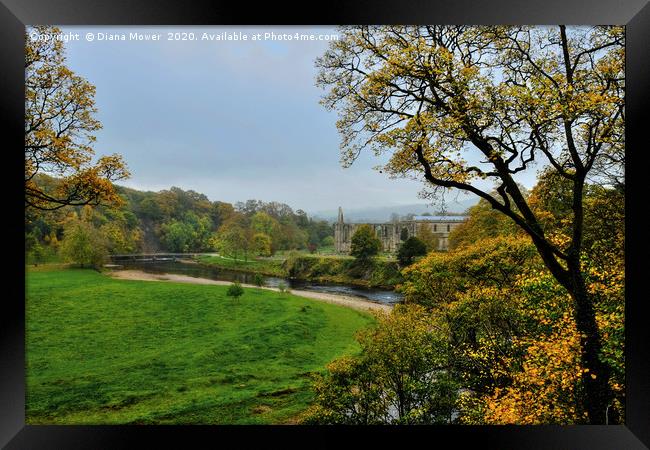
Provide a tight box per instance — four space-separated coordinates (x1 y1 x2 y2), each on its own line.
2 1 648 448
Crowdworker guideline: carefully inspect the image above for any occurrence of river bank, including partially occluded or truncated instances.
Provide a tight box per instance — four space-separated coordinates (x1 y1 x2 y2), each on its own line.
109 269 393 313
196 253 403 290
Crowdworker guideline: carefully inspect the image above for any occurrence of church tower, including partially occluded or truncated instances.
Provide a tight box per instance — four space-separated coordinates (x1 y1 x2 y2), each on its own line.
335 207 344 252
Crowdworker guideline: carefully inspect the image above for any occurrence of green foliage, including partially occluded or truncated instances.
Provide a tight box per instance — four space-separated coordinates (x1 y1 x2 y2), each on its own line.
317 26 624 424
252 233 273 257
308 221 334 247
277 281 289 295
217 223 250 260
350 224 382 261
26 269 374 424
400 235 539 309
448 199 519 250
138 196 163 220
397 236 427 266
59 211 108 269
250 211 279 235
26 228 61 264
416 224 440 252
159 220 194 253
197 255 285 277
397 183 625 424
25 181 143 258
252 273 265 287
302 355 386 424
226 282 244 299
321 236 335 247
303 305 459 424
27 182 334 256
282 254 402 288
367 260 403 287
27 240 46 266
582 186 624 264
251 212 280 251
277 221 309 251
100 221 140 254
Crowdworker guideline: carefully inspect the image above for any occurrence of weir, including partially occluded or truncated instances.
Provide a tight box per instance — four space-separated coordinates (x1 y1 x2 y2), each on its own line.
109 253 204 262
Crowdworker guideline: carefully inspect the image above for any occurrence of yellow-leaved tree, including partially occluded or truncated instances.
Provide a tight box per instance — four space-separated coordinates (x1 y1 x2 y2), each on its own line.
25 26 129 211
316 25 624 424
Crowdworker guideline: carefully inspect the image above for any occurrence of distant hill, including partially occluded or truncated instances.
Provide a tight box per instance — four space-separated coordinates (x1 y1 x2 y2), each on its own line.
310 197 480 223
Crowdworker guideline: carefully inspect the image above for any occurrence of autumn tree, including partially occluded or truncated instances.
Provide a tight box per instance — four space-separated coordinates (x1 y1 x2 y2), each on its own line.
217 223 250 261
317 25 624 424
401 235 539 309
59 209 108 269
250 211 278 235
25 26 129 210
250 211 280 251
252 232 272 257
449 198 520 250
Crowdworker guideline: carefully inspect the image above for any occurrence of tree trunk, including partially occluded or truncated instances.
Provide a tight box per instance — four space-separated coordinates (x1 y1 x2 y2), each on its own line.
568 262 613 424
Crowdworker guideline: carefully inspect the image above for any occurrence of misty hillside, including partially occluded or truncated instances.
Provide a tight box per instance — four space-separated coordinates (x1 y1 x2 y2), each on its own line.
310 197 480 223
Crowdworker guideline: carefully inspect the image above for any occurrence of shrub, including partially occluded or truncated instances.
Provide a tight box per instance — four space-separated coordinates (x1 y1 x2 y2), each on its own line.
28 241 46 266
278 281 290 295
226 282 244 299
252 273 265 287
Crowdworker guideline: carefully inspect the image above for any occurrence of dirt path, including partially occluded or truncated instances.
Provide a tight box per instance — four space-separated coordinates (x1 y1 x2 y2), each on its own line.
108 270 393 314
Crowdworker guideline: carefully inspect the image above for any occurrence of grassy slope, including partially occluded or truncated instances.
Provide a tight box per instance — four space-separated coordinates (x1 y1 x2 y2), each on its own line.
26 268 374 424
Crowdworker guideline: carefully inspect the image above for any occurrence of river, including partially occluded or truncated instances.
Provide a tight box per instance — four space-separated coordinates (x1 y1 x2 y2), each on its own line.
113 260 404 305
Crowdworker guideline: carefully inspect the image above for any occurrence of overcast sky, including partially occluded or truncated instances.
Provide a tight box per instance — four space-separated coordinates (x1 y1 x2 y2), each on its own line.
56 26 538 213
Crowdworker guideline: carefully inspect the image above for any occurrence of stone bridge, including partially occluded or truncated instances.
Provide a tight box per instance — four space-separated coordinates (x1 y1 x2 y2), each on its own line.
109 253 208 263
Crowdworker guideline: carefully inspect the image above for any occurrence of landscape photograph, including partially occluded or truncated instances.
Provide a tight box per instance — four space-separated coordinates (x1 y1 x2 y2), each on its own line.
25 25 625 425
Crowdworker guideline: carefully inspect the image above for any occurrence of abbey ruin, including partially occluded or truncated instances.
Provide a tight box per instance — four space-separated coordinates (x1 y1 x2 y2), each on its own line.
334 207 468 253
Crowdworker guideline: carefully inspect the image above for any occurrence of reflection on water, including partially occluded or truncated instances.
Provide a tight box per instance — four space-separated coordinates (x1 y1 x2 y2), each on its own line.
115 261 403 305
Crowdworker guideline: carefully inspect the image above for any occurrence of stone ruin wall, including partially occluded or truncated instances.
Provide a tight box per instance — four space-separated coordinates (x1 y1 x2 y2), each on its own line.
334 208 465 254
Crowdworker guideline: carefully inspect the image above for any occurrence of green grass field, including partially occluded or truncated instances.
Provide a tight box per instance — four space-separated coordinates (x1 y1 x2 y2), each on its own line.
26 268 374 424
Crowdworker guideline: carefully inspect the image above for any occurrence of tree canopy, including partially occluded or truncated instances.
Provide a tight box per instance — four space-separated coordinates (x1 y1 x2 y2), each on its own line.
397 236 428 266
317 25 624 424
350 224 382 260
25 26 129 211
